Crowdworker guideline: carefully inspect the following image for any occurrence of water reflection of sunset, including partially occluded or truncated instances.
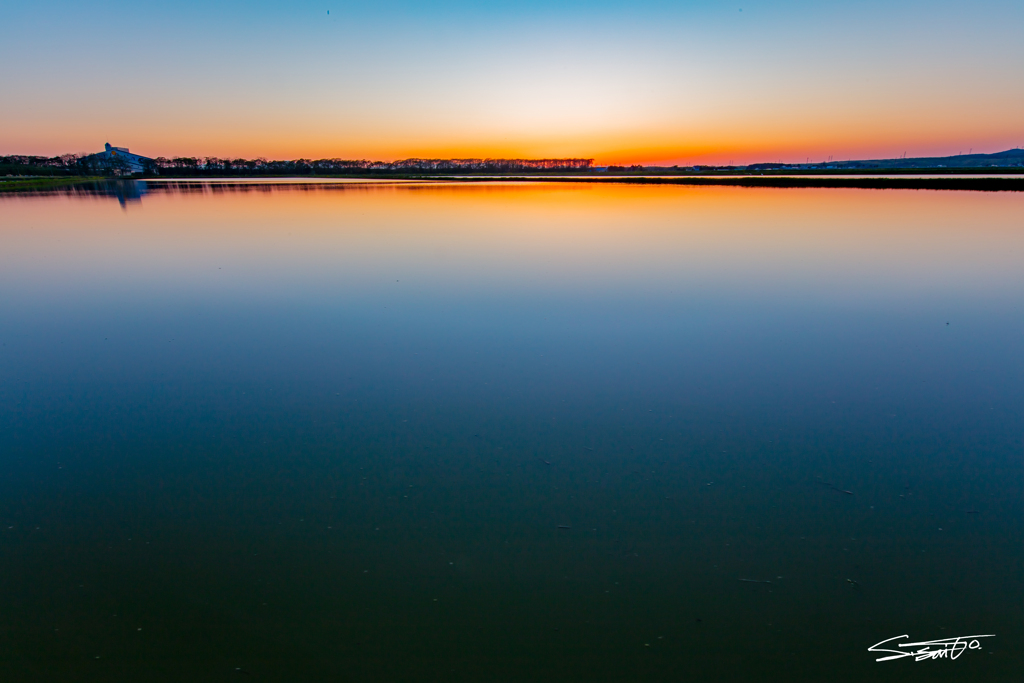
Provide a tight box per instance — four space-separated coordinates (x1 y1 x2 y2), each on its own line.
4 180 1024 683
3 184 1022 305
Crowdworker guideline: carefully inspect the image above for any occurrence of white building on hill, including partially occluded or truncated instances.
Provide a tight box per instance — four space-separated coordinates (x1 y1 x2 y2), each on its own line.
89 143 153 174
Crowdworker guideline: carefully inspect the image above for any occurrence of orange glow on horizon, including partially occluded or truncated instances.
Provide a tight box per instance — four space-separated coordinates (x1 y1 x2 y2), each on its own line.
8 104 1023 167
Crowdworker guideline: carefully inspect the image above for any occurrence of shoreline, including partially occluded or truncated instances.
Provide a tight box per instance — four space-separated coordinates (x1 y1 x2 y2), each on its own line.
4 174 1024 193
471 175 1024 191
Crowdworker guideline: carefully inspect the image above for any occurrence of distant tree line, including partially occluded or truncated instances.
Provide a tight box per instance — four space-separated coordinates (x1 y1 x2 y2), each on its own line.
144 157 594 175
0 154 84 176
2 154 594 176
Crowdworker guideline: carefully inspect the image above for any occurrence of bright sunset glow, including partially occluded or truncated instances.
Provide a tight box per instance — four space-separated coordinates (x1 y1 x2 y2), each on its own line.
2 1 1023 163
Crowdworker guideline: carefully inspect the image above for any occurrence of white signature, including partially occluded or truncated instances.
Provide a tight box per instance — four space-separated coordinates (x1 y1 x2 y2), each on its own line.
869 634 995 662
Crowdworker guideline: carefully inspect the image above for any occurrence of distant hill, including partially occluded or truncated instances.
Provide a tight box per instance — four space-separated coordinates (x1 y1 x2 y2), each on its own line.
852 148 1024 169
740 148 1024 172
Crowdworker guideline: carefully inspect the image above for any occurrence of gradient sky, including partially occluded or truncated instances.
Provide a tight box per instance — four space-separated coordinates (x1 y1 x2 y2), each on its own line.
2 0 1022 164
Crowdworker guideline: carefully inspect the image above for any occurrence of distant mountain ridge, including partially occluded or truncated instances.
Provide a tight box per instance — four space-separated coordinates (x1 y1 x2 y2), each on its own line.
858 148 1024 168
742 148 1024 171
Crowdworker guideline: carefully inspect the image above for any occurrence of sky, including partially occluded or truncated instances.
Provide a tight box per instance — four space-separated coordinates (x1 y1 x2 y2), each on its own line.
2 0 1023 165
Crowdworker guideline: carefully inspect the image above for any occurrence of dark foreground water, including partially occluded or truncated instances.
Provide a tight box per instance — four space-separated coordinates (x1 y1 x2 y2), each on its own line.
1 181 1022 682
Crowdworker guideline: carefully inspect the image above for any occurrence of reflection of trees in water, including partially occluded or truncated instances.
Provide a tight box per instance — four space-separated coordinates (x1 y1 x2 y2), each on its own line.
13 175 1024 205
5 179 457 207
9 180 150 208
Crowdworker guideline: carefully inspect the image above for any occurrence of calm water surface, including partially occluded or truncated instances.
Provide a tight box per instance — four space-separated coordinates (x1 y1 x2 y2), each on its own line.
1 181 1022 682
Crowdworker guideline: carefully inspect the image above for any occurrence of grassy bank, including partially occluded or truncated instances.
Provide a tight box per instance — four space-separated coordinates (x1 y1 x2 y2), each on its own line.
0 176 106 193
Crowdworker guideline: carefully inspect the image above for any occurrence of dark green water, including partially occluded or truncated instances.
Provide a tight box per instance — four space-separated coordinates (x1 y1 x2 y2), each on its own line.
1 181 1022 681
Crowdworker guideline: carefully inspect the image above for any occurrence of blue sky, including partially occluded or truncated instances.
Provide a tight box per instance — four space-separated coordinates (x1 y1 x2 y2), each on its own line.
2 0 1022 163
